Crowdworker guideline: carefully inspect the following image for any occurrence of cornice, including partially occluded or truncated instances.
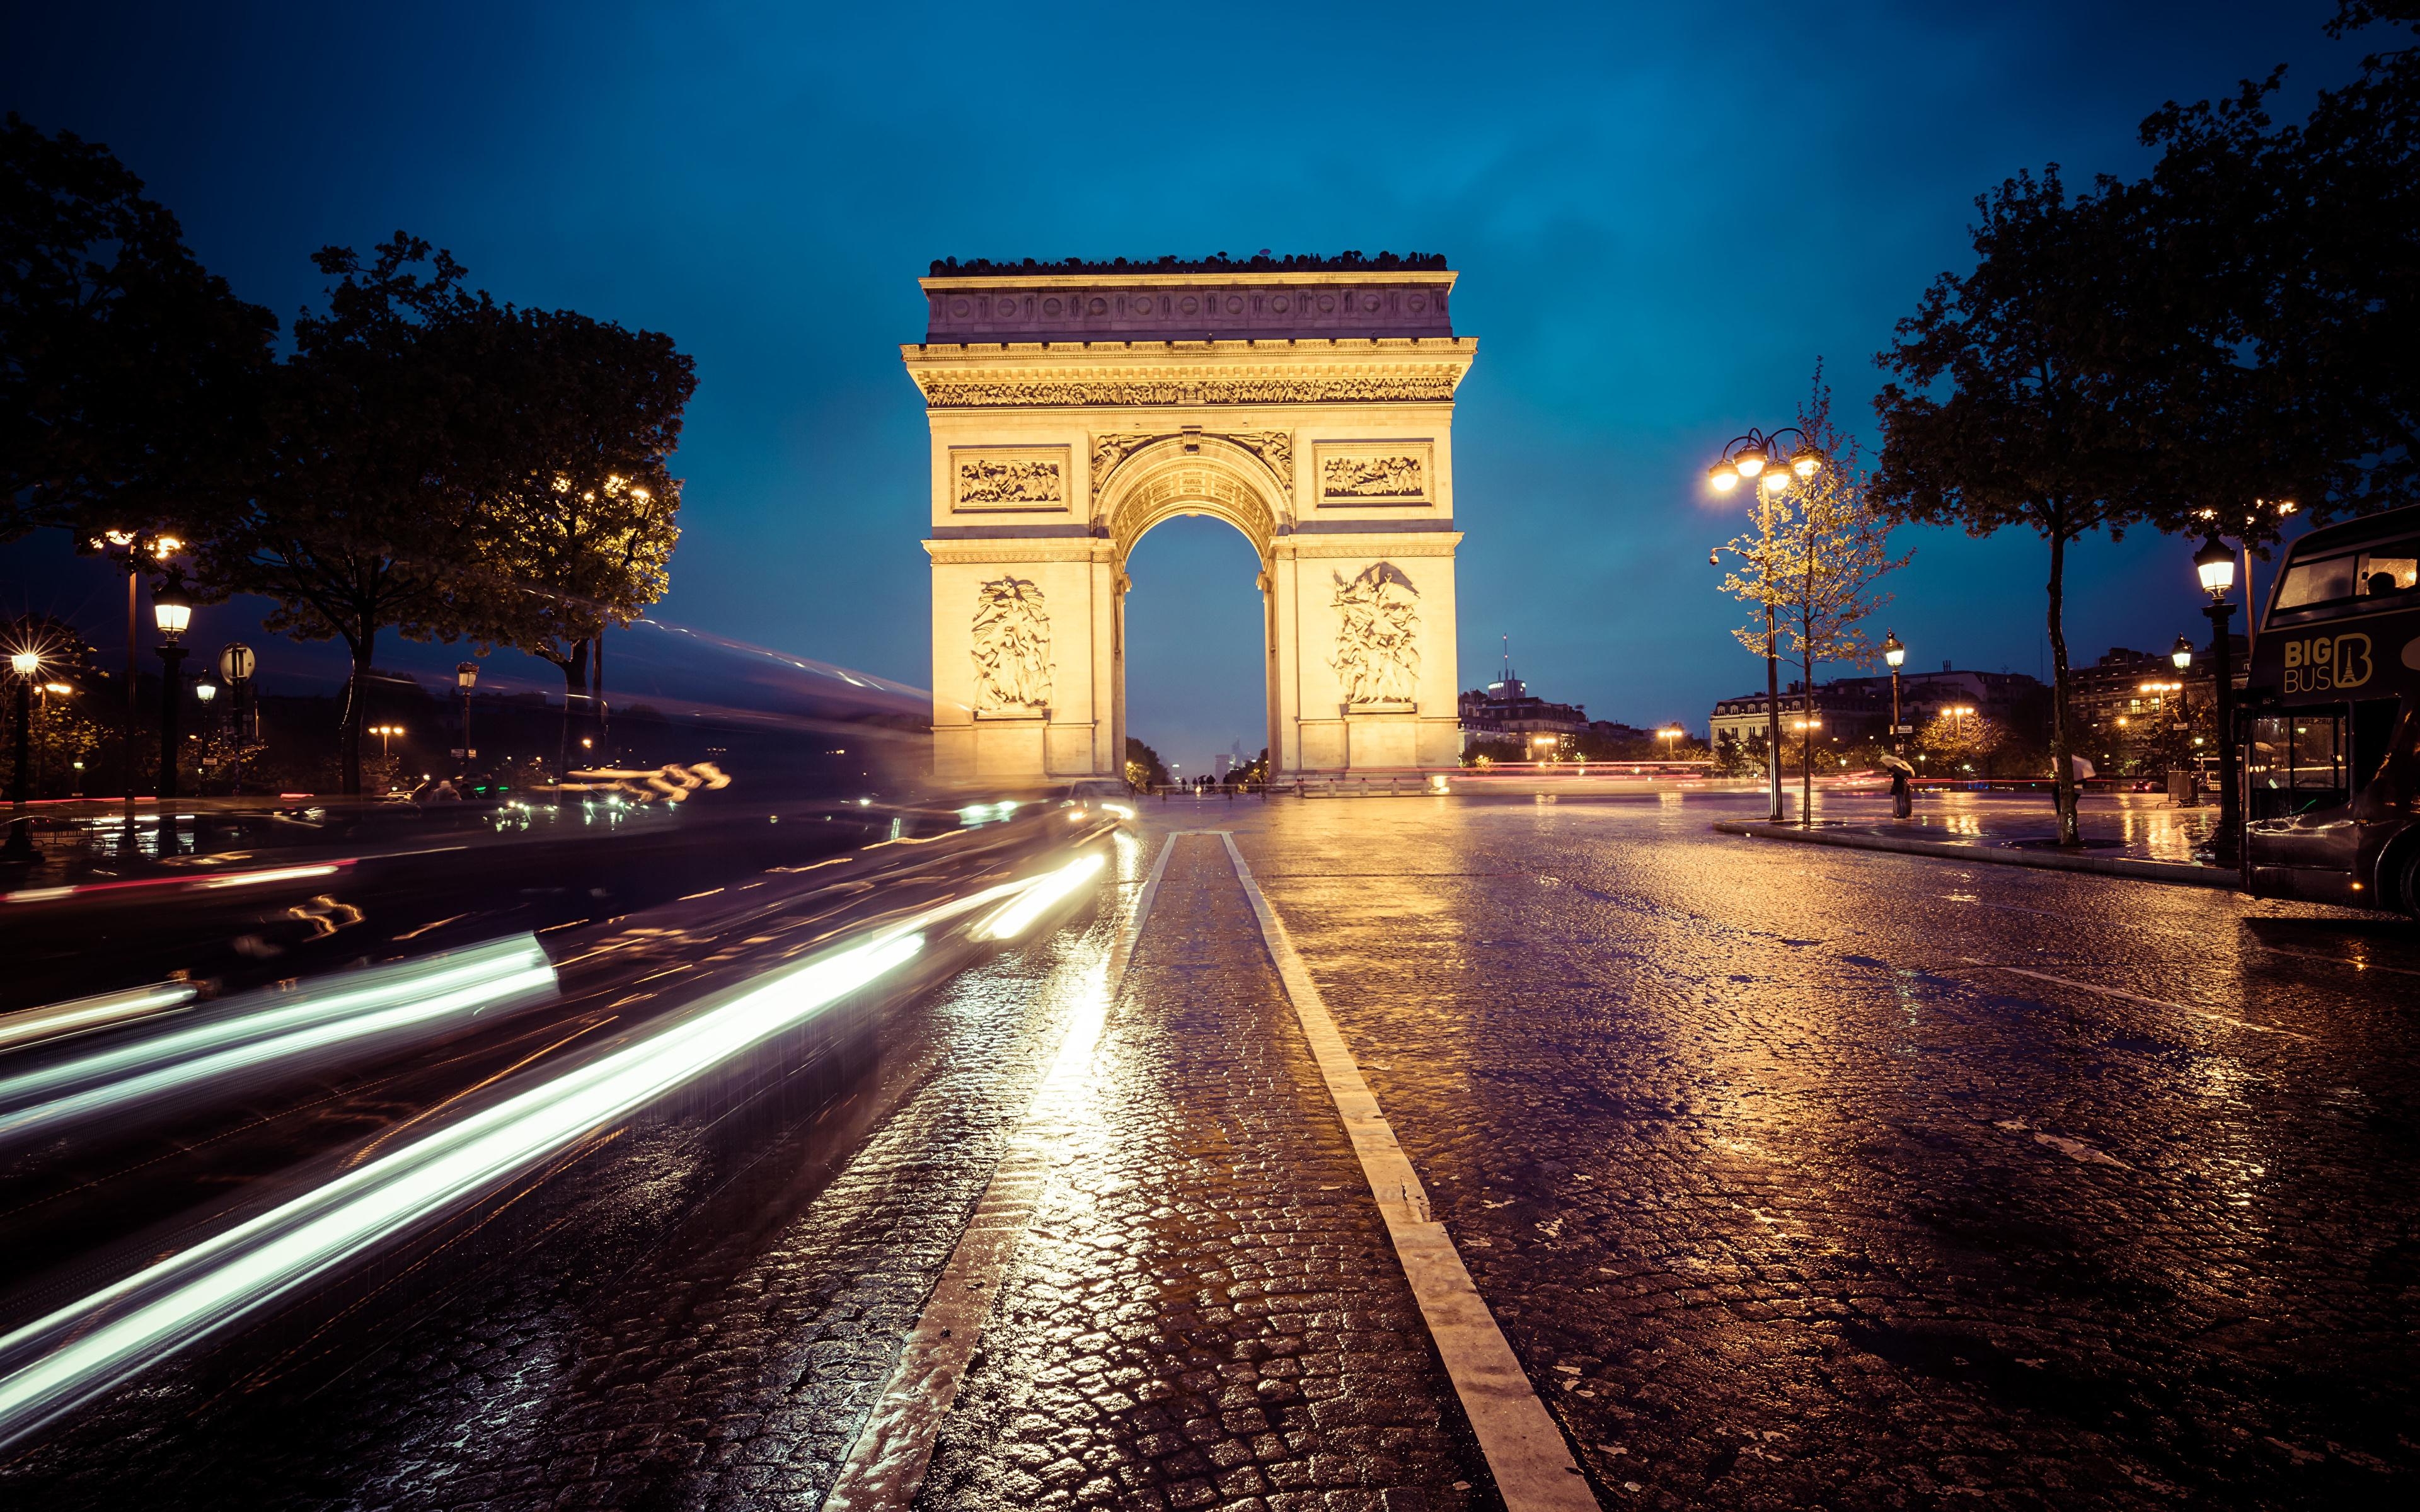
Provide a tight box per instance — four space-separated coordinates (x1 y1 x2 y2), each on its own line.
1275 532 1463 559
921 270 1458 292
924 538 1116 565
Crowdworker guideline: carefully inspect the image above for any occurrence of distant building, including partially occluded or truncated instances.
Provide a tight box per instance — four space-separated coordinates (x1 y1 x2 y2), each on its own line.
1460 661 1591 746
1708 662 2048 752
2068 639 2243 772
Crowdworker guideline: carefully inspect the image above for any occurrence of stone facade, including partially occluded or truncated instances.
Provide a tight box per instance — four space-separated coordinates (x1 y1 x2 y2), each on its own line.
913 262 1473 782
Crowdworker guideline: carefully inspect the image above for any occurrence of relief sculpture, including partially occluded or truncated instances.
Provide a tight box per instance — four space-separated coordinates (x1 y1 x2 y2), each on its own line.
1230 431 1295 493
1320 454 1425 499
1330 562 1420 706
1089 433 1158 493
972 576 1052 710
957 458 1063 506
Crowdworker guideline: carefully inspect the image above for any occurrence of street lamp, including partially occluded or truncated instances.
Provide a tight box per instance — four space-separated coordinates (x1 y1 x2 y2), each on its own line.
454 661 480 779
6 641 42 816
1882 631 1906 753
93 529 182 820
152 577 192 803
2194 536 2244 864
371 723 405 758
2170 635 2193 673
1708 426 1826 823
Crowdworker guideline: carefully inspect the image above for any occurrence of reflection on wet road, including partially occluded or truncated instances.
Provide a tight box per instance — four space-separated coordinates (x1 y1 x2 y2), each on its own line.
4 795 2417 1508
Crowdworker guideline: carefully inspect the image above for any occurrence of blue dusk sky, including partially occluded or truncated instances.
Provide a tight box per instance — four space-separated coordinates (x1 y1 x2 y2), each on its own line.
0 1 2369 772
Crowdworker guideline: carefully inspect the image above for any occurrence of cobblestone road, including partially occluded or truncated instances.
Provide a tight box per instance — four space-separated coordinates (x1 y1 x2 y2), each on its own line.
7 797 2417 1511
1216 794 2419 1509
920 833 1489 1512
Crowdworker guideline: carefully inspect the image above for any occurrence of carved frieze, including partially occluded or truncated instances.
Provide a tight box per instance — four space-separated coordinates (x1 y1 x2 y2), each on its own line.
1330 562 1420 706
972 575 1052 710
949 445 1069 512
1311 440 1436 507
920 375 1461 408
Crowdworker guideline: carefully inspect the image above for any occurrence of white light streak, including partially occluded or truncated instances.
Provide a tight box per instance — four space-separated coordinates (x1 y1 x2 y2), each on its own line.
976 852 1107 941
196 864 340 890
0 984 200 1055
0 930 923 1450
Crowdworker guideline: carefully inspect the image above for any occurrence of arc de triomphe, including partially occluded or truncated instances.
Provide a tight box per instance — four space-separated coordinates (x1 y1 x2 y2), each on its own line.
907 255 1474 781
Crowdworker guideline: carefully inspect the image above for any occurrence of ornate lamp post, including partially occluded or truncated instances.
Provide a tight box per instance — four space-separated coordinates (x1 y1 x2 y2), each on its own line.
2194 536 2243 864
1882 631 1906 754
8 647 38 812
153 578 193 803
1708 427 1825 823
95 530 182 818
455 662 480 779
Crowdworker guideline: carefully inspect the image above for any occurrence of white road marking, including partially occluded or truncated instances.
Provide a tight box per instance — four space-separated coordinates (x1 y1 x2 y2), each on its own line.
1962 959 2315 1043
1221 832 1600 1512
825 830 1174 1511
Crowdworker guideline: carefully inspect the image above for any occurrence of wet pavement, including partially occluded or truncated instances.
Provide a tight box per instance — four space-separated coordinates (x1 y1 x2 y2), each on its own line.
7 796 2419 1509
1782 790 2225 864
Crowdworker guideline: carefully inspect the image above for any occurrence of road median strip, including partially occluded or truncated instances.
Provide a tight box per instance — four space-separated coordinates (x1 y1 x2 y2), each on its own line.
1712 819 2238 889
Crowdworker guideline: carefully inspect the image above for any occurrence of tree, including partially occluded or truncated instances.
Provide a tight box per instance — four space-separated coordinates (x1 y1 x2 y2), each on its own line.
1124 736 1168 789
192 235 490 796
1714 728 1770 779
1916 708 2006 774
1772 364 1908 822
455 304 694 779
2 115 275 545
2128 5 2420 526
1874 168 2163 846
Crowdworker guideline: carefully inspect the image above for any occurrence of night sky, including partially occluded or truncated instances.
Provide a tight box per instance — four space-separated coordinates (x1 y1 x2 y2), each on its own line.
1 2 2366 772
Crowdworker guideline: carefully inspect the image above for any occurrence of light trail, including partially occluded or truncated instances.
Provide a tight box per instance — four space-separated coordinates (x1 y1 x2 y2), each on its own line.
0 929 925 1452
0 937 558 1149
977 852 1108 940
0 983 200 1055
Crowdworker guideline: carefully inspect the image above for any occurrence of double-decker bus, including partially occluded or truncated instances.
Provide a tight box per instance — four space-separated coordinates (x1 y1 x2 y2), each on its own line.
2241 504 2420 913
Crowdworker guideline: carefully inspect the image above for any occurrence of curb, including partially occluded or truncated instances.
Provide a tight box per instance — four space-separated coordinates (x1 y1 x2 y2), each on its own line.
1710 820 2240 890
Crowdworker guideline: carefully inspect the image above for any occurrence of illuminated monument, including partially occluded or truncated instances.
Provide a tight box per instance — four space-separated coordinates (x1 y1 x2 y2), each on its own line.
907 254 1476 780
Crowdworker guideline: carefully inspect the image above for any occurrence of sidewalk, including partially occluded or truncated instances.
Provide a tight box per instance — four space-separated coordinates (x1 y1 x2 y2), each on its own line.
1712 793 2240 888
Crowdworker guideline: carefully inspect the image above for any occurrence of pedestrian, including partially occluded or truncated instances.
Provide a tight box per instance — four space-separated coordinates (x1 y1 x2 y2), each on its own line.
1882 751 1915 819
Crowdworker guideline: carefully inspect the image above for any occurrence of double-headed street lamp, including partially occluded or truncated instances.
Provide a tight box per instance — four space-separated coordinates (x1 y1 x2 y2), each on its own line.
1707 427 1825 823
2194 536 2244 864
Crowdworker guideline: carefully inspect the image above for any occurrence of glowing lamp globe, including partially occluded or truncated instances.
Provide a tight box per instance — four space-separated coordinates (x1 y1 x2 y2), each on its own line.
2193 536 2236 597
152 585 192 641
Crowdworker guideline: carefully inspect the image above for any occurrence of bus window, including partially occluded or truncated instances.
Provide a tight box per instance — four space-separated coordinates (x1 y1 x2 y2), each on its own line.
2247 711 2348 819
2273 534 2419 615
2360 548 2418 598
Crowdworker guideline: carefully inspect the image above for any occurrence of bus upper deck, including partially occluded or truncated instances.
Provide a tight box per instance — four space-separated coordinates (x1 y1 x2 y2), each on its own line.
2241 505 2420 912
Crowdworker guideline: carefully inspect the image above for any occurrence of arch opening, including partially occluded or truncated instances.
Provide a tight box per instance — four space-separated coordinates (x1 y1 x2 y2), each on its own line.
1102 450 1284 786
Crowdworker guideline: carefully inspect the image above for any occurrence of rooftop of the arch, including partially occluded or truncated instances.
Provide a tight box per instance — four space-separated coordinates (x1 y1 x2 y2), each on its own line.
919 255 1459 345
